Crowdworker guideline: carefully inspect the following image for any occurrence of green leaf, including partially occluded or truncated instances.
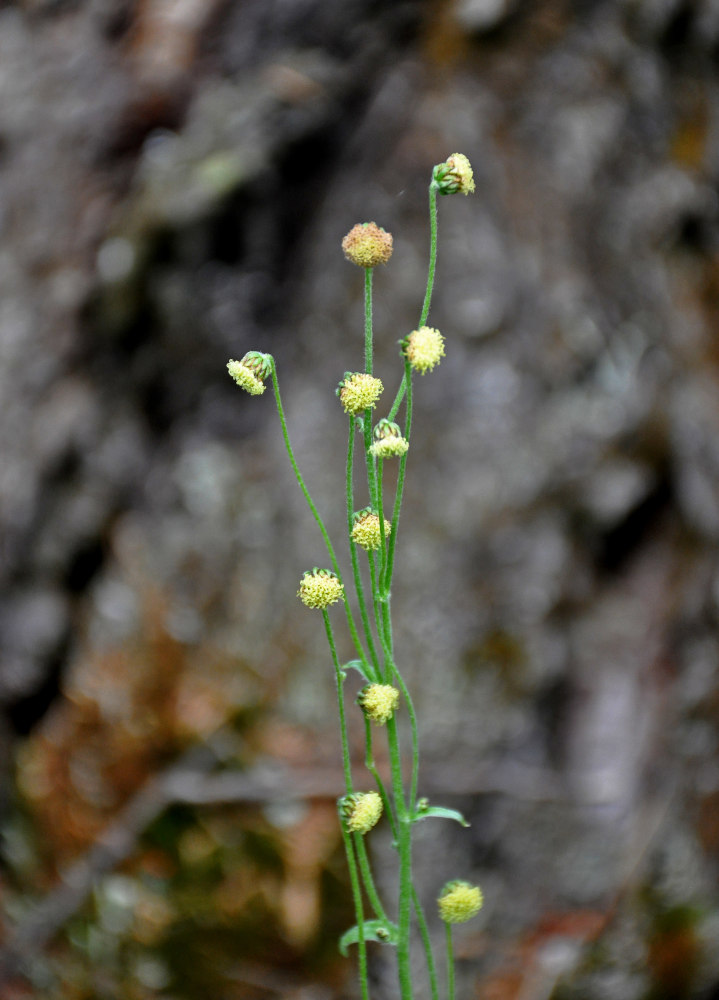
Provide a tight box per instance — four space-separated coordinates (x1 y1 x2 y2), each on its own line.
412 804 469 827
339 919 399 956
340 659 371 681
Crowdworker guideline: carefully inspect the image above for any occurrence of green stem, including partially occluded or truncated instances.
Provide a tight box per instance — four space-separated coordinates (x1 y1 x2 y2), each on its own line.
367 552 386 682
364 717 397 839
413 888 439 1000
390 666 420 817
347 419 381 680
386 716 413 1000
364 268 373 374
324 610 353 791
339 820 370 1000
270 360 369 670
383 360 413 595
354 832 388 923
445 922 456 1000
388 180 439 422
324 609 369 999
419 181 439 327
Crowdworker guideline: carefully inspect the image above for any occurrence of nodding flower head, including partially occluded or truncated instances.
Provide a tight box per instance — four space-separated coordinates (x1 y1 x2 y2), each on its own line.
342 222 393 268
433 153 475 196
340 792 383 834
297 568 344 609
351 507 391 551
227 352 273 395
337 372 384 415
402 326 446 375
369 419 409 459
357 684 400 725
437 880 484 924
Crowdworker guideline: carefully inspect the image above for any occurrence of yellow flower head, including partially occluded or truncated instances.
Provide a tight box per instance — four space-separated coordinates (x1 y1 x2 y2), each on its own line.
433 153 475 196
351 508 391 551
227 352 272 395
342 222 393 268
437 881 483 924
297 568 344 609
369 419 409 459
341 791 383 834
357 684 400 725
337 372 384 415
402 326 446 375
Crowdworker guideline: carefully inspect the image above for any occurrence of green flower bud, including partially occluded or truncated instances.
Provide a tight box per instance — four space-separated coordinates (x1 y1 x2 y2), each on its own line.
340 792 383 834
337 372 384 415
297 568 344 609
437 880 483 923
369 419 409 459
357 684 400 725
432 153 475 196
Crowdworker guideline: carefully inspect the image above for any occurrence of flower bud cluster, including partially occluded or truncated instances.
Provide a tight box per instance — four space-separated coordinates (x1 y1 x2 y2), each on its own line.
227 352 273 395
351 508 391 551
402 326 445 375
369 419 409 459
341 791 383 834
337 372 384 415
433 153 475 196
297 568 344 609
437 880 483 923
342 222 394 268
357 683 400 725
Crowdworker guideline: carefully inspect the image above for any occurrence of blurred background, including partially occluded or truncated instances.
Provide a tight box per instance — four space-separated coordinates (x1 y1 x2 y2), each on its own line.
2 0 719 997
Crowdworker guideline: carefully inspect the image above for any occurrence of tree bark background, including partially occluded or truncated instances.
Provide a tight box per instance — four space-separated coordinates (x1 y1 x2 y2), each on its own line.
2 1 719 998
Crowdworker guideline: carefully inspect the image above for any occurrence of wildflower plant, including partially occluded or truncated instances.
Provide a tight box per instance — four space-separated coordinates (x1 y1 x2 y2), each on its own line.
227 154 482 999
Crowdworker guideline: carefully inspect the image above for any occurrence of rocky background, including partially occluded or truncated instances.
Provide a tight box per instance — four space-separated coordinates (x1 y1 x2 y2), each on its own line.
2 0 719 997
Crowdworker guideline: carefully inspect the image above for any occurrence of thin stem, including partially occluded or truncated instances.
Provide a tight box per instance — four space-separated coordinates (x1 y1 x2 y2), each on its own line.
419 181 439 328
354 833 388 923
364 268 373 374
385 716 412 1000
383 360 412 594
445 922 456 1000
388 180 439 421
270 361 369 669
347 418 381 679
390 665 420 816
364 717 397 839
413 888 439 1000
324 609 369 1000
367 552 386 681
339 821 370 1000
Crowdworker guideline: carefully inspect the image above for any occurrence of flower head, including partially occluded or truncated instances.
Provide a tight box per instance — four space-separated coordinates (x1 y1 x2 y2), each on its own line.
342 222 393 268
297 568 344 609
337 372 384 415
341 792 383 834
402 326 446 375
357 684 400 725
227 352 273 395
433 153 475 196
437 880 483 924
369 419 409 459
351 508 391 551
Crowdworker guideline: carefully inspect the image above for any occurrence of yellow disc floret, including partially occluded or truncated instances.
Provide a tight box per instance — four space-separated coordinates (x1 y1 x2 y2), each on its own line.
402 326 446 375
437 881 484 924
357 684 400 725
369 419 409 459
297 568 344 609
342 222 394 268
351 509 391 551
227 352 273 395
337 373 384 415
341 792 383 834
433 153 475 196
